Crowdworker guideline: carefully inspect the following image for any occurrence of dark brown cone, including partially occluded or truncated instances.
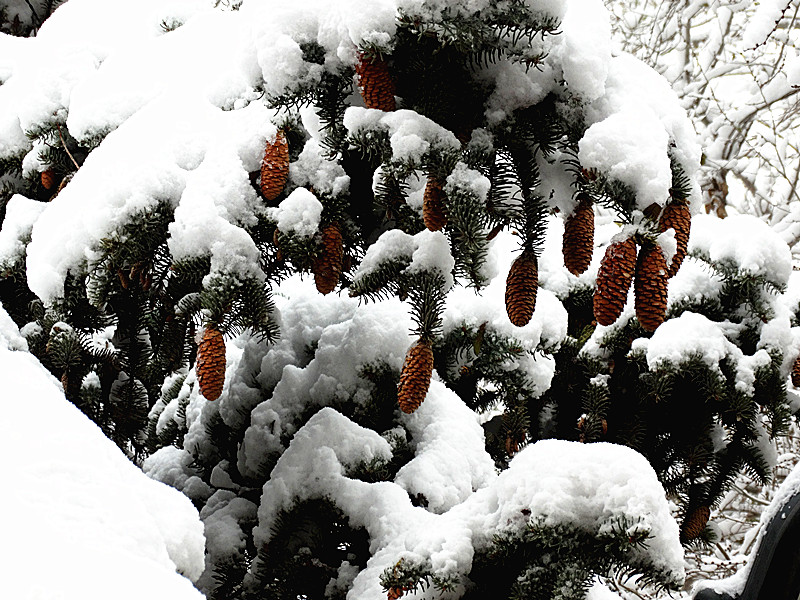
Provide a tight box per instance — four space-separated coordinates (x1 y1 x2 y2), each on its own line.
312 222 343 295
397 338 434 414
355 52 396 112
260 129 290 202
196 325 226 401
593 238 637 326
680 505 710 543
563 195 594 275
505 251 538 327
423 175 447 231
41 168 56 190
634 243 669 332
792 354 800 387
659 201 691 277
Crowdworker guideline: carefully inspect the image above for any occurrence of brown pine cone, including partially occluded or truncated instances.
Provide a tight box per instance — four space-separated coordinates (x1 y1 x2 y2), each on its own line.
659 201 691 277
355 52 396 112
260 129 290 202
397 338 434 414
196 325 226 401
422 175 447 231
792 354 800 387
593 238 637 326
41 168 56 190
563 194 594 275
680 505 710 543
634 242 669 332
312 222 343 295
505 251 538 327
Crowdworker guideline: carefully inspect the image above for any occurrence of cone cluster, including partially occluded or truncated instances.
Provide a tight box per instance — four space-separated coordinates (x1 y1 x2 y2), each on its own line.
397 338 434 414
422 175 447 231
659 201 691 277
634 243 669 332
505 251 538 327
593 238 637 326
260 129 290 202
355 52 396 112
196 325 226 401
680 505 710 543
562 195 594 275
792 354 800 387
312 222 343 295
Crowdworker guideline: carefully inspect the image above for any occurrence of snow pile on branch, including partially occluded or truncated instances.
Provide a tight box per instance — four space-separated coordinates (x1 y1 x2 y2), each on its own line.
0 303 206 600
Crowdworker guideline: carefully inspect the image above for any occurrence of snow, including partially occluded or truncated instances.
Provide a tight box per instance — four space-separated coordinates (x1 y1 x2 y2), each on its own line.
343 107 462 163
289 138 350 197
0 305 206 600
0 194 47 271
354 228 456 290
269 187 324 238
689 214 793 287
559 0 611 101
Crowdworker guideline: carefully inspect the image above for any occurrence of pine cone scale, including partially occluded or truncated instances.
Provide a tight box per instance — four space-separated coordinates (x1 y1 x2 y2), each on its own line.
659 201 691 277
260 129 290 202
312 222 344 295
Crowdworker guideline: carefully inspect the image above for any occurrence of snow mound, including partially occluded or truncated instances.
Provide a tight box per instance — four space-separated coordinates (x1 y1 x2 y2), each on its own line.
0 305 206 600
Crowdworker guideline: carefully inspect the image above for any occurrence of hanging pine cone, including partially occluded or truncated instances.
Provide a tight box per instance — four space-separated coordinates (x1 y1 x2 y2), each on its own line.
680 505 710 543
792 354 800 387
634 242 669 332
562 194 594 275
397 338 434 414
505 251 538 327
312 222 343 295
422 175 447 231
260 129 290 202
196 324 226 401
41 168 56 190
593 238 637 326
659 200 691 277
355 52 396 112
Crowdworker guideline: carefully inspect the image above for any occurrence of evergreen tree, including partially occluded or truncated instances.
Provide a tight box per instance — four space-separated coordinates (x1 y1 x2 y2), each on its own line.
1 0 800 598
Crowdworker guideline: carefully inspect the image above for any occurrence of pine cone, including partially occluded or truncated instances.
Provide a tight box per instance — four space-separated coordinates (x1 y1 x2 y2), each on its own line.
41 168 56 190
680 505 710 543
196 325 226 401
792 354 800 387
505 251 538 327
593 238 637 326
355 52 396 112
659 201 691 277
562 194 594 275
312 222 343 295
397 338 434 414
260 129 290 202
422 175 447 231
634 242 669 332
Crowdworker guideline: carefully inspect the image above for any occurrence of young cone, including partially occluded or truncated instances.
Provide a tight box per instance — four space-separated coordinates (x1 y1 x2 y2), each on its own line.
196 325 226 401
505 251 539 327
792 354 800 387
680 505 710 543
422 175 447 231
634 242 669 332
593 238 637 326
659 201 691 277
260 129 290 202
355 52 396 112
562 194 594 275
41 168 56 190
397 338 434 414
312 222 344 295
